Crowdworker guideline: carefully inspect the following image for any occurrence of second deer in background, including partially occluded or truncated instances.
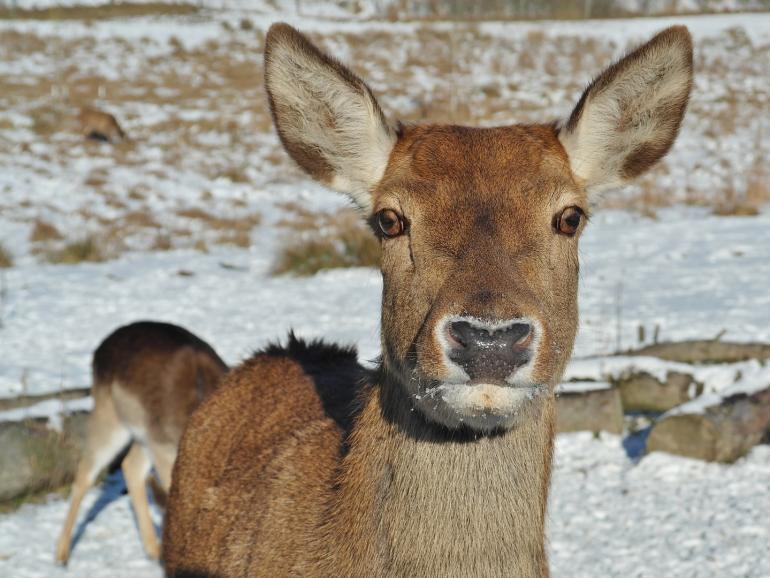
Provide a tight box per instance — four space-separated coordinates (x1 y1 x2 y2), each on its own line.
54 320 227 565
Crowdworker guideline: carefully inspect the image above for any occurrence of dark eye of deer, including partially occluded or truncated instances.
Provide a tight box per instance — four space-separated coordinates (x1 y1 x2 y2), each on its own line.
554 206 584 237
377 209 404 238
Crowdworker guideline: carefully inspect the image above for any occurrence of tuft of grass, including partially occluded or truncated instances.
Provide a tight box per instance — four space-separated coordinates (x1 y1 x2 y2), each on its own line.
216 230 251 248
122 210 160 229
29 104 64 136
176 207 262 232
151 233 173 251
44 236 107 264
599 176 671 219
0 243 13 268
29 219 63 242
712 164 768 217
272 211 380 276
218 166 250 184
713 203 759 217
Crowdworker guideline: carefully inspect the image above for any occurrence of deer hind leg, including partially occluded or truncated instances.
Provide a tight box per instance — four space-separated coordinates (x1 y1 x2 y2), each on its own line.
55 387 131 565
122 443 161 560
147 441 176 492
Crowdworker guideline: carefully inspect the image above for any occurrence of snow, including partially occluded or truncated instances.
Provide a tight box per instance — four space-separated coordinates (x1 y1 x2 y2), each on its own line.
666 361 770 415
0 472 164 578
556 380 613 393
548 435 770 578
0 434 768 577
565 355 770 413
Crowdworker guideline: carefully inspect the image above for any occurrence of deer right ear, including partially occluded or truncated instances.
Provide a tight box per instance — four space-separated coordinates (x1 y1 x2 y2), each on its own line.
264 23 397 213
558 26 693 195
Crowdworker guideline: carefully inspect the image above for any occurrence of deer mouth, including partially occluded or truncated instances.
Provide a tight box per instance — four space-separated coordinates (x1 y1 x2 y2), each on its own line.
411 379 546 432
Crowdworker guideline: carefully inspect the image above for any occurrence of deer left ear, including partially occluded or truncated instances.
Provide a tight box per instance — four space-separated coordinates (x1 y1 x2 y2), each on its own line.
558 26 693 195
264 23 397 213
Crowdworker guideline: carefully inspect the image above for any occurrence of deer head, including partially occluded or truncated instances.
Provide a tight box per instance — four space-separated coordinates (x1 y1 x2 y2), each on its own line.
265 23 692 432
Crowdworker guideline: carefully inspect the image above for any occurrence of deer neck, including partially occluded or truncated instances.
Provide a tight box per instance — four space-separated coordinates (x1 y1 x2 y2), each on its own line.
320 375 555 578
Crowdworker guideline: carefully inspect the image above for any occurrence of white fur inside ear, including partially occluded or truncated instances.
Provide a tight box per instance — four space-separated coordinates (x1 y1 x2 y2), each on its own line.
266 29 396 211
559 27 692 195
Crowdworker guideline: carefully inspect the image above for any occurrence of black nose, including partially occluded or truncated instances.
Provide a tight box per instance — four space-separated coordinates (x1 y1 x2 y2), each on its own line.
447 320 532 382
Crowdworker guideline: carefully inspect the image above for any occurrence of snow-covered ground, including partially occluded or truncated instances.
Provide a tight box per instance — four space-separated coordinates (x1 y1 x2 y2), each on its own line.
1 4 769 578
0 435 768 578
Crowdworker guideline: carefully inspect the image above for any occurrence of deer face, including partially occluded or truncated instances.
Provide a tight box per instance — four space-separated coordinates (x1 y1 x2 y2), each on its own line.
265 24 692 432
373 124 585 430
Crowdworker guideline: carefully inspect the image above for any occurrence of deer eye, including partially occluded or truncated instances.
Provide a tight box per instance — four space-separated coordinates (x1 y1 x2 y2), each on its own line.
553 206 584 237
376 209 405 238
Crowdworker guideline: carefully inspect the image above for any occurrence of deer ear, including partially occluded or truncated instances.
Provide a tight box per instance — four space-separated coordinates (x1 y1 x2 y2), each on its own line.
558 26 693 195
264 23 396 212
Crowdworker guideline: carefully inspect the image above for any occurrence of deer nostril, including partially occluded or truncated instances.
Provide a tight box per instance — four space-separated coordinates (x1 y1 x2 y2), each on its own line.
446 319 534 381
447 321 472 348
512 324 532 346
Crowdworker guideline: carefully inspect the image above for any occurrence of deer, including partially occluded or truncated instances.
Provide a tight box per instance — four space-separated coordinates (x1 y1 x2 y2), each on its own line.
55 321 228 566
162 23 693 577
77 106 127 144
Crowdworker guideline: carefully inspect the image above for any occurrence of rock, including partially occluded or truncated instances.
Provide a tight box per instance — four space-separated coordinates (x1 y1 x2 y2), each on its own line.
647 387 770 462
0 412 88 502
617 370 699 413
556 382 624 435
629 340 770 364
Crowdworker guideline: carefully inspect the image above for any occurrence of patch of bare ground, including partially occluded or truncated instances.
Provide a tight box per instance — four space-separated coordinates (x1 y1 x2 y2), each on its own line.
273 208 380 276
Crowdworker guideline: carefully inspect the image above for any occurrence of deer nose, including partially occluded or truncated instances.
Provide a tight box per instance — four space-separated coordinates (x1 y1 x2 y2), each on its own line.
447 320 533 382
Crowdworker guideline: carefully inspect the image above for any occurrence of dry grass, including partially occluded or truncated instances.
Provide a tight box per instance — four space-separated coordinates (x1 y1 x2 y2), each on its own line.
175 207 262 232
0 3 198 20
120 210 160 229
216 230 252 248
600 176 671 219
746 166 770 207
29 104 65 136
273 210 380 276
151 233 173 251
713 162 769 217
217 166 251 184
29 219 63 243
84 170 109 189
44 236 108 264
0 243 13 268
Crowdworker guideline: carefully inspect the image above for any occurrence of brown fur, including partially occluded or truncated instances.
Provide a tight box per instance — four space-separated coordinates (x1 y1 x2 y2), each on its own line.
55 321 227 565
77 107 127 143
163 24 692 577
